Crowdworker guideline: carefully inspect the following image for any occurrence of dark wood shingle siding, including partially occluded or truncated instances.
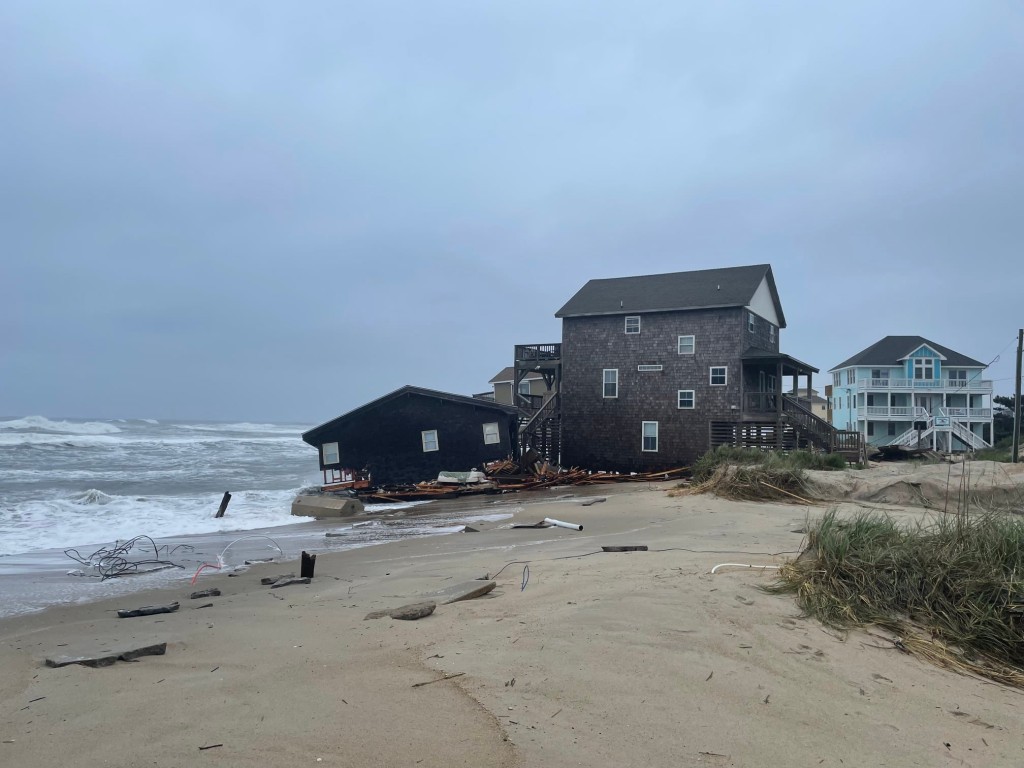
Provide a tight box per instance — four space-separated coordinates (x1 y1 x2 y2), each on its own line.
560 308 745 471
312 392 516 485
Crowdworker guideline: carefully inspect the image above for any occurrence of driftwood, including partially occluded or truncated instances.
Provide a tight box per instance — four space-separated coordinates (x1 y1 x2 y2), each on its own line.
601 545 649 552
411 672 465 688
46 642 167 668
190 588 221 599
117 602 179 619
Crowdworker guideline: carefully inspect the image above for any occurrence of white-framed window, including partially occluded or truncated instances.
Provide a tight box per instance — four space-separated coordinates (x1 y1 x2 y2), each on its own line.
833 372 841 388
482 422 500 445
677 390 695 409
847 369 855 384
421 429 439 452
625 316 641 334
769 325 775 343
677 335 695 355
913 358 934 380
710 366 727 386
603 368 618 398
637 364 663 372
322 442 339 465
518 379 531 395
748 312 756 333
642 421 659 452
768 374 776 392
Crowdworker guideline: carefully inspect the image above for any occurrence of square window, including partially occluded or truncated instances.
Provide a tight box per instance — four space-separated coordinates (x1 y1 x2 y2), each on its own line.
421 430 439 452
603 369 618 398
710 366 727 386
518 379 531 395
677 335 695 355
322 442 339 465
625 316 641 334
642 421 658 452
748 312 756 333
482 422 500 445
677 390 695 409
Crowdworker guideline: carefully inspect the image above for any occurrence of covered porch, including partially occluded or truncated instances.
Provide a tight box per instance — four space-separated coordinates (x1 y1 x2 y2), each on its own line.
739 350 819 420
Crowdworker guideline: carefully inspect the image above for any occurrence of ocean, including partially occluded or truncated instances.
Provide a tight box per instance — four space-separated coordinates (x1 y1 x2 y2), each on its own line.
0 416 516 616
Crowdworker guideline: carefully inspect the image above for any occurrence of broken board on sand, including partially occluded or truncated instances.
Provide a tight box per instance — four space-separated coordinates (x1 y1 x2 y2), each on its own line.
421 580 496 605
45 642 167 668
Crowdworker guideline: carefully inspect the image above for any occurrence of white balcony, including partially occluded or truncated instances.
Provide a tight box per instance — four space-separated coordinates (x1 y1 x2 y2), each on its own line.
857 406 991 420
857 378 993 392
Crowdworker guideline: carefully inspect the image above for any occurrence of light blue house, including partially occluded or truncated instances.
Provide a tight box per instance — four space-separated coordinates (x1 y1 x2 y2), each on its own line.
828 336 992 452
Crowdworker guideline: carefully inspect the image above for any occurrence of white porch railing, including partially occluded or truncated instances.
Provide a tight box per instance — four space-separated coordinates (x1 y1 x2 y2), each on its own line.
858 378 993 392
858 406 929 419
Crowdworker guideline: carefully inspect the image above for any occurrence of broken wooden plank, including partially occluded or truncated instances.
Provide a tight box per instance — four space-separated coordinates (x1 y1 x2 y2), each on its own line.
423 580 497 605
117 602 179 619
45 642 167 668
269 576 311 589
260 573 295 585
189 588 221 599
601 545 649 552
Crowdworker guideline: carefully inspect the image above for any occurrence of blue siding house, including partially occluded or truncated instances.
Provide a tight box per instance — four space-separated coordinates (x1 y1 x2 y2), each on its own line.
828 336 993 452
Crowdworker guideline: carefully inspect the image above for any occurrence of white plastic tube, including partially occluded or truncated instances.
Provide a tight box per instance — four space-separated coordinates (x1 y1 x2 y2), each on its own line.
544 517 583 531
710 563 781 574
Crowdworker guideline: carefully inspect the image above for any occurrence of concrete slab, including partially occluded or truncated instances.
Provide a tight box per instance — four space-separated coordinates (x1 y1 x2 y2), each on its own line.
291 495 365 518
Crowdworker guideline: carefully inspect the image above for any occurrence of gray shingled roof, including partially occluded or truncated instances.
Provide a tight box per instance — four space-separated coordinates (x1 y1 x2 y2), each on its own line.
554 264 785 327
830 336 986 371
302 385 517 444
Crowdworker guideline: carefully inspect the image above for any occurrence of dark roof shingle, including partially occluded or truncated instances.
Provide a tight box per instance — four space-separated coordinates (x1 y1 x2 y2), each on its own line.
830 336 985 371
554 264 785 327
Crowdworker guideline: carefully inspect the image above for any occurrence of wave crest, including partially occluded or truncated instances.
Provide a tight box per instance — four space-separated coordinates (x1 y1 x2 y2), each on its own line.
0 416 122 435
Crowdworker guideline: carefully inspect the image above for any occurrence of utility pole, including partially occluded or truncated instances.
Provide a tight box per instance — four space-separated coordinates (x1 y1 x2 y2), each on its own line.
1013 328 1023 463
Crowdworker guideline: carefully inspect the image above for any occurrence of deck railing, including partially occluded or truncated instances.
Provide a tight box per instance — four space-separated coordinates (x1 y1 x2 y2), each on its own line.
515 344 561 363
857 378 992 392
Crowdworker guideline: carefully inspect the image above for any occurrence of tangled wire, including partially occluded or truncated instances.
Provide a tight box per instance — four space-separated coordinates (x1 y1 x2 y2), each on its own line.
65 535 194 580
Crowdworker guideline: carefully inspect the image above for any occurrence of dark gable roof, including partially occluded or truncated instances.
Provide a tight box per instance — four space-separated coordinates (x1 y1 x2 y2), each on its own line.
554 264 786 328
302 385 517 445
830 336 986 371
488 367 544 384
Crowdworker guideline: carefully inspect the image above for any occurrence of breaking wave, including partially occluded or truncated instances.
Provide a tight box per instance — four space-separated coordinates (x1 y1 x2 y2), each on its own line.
0 416 122 434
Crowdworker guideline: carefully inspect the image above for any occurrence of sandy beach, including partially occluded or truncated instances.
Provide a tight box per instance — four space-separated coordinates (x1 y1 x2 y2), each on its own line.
2 477 1022 767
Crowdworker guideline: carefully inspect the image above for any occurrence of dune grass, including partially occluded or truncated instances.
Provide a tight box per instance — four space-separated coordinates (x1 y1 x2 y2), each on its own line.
768 509 1024 687
692 446 847 483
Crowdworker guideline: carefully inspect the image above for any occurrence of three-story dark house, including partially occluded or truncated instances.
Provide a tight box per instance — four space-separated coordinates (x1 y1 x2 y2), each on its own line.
533 264 859 471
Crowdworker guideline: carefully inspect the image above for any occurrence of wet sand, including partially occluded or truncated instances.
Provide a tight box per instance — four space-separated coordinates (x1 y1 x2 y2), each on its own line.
1 480 1021 767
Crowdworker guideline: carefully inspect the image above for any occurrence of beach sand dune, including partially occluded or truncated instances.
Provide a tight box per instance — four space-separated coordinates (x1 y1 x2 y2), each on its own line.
2 480 1021 767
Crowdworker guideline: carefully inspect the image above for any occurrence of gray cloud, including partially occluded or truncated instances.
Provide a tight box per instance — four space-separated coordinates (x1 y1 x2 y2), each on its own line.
3 1 1022 421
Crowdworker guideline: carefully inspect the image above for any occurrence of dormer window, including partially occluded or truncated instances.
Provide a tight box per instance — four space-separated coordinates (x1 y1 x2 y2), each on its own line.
913 358 935 380
625 316 641 334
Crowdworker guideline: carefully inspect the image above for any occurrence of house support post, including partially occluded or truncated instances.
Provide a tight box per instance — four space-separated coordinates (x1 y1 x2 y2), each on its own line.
775 361 783 449
1013 328 1022 463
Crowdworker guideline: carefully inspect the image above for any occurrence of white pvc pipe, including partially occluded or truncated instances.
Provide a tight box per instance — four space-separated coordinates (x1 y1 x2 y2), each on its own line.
544 517 583 531
710 563 781 574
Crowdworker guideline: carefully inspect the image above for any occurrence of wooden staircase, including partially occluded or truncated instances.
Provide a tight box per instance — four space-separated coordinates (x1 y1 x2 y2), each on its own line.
518 393 561 465
711 395 863 461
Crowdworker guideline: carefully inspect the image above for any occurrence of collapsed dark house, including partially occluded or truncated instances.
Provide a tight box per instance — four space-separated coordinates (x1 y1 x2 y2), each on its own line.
301 386 518 487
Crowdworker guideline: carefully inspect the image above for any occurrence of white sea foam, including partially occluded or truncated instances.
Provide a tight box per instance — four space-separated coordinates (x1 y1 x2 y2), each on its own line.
0 416 122 434
0 432 122 448
0 488 308 556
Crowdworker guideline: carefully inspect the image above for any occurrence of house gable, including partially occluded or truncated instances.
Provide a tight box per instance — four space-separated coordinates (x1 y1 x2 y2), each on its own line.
745 275 780 327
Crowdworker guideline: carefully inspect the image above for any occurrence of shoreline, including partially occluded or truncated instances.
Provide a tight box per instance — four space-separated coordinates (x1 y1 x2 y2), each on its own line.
2 479 1021 767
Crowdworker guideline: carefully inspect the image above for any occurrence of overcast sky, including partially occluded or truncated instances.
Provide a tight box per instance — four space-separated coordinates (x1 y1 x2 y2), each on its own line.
3 2 1022 424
